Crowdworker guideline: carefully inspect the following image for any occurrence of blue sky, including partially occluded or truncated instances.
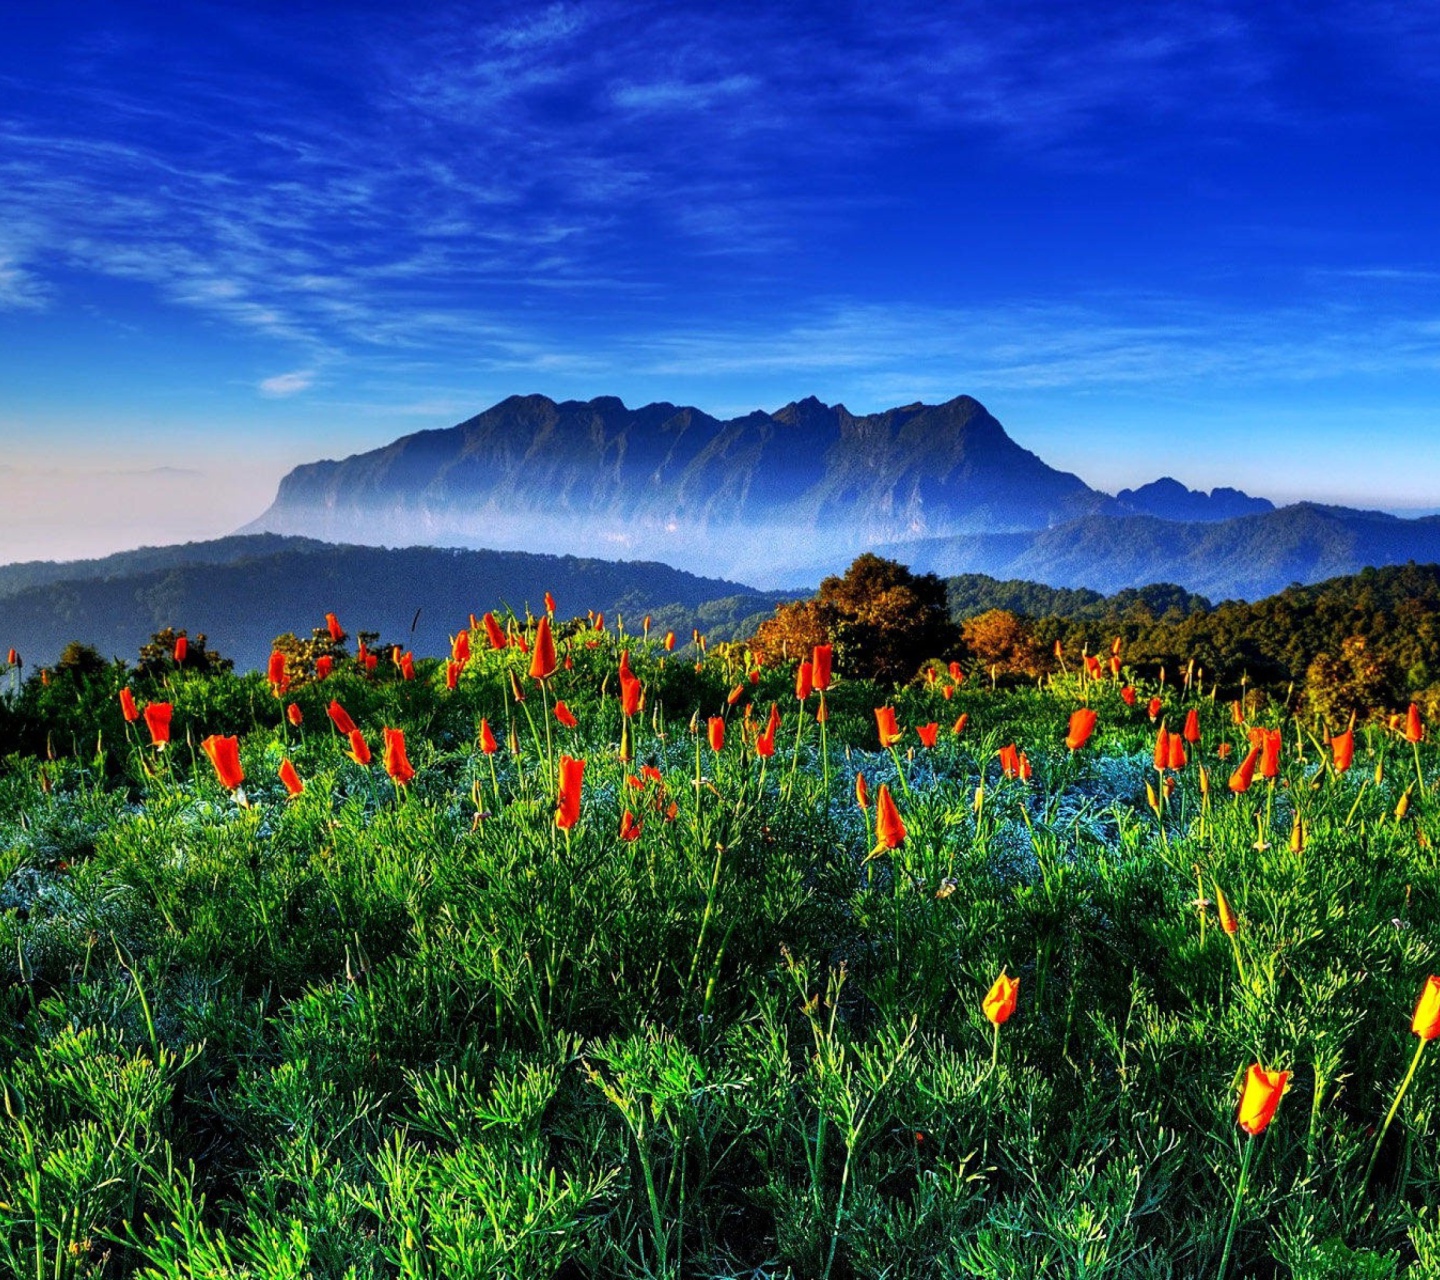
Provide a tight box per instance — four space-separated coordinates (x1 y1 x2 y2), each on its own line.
2 1 1438 561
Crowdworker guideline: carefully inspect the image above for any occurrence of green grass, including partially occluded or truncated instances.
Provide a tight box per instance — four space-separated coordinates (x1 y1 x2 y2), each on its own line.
1 633 1439 1278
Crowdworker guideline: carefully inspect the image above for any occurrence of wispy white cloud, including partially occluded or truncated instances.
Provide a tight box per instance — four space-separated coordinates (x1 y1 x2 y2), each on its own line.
259 370 314 397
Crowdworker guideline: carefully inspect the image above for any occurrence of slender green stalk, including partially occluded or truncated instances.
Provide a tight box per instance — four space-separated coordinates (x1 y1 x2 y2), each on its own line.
1217 1136 1255 1280
1360 1037 1427 1204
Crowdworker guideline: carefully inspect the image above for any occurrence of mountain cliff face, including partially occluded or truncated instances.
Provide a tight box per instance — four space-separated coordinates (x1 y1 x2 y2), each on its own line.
245 394 1103 582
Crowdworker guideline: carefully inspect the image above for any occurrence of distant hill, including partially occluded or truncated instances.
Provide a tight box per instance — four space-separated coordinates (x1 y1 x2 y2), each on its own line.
1112 477 1273 522
887 503 1440 600
945 574 1212 622
243 393 1104 583
0 534 332 599
0 538 790 671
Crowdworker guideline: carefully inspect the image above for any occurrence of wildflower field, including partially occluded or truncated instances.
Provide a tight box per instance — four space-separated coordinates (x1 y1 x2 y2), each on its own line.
1 608 1439 1279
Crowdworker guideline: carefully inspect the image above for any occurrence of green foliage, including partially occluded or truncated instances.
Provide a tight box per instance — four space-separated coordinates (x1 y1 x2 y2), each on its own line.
1 616 1440 1276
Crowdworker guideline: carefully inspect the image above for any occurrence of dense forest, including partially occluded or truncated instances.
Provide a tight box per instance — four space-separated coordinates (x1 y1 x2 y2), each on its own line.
947 562 1440 719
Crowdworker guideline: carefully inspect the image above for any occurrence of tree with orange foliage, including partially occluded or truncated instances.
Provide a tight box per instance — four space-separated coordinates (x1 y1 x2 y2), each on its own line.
960 609 1045 680
751 553 959 686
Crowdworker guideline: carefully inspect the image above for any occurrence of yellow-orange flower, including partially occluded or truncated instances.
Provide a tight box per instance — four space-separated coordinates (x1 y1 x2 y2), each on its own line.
1237 1063 1290 1135
875 706 903 747
1412 975 1440 1041
983 971 1019 1027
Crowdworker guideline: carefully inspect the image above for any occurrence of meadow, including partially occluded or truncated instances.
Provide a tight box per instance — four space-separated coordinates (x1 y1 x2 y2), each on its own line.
0 609 1438 1279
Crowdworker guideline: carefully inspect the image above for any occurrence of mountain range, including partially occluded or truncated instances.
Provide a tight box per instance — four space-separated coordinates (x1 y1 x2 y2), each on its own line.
243 391 1437 596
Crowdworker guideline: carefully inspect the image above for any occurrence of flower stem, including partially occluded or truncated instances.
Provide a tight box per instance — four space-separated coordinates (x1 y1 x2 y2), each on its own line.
1360 1036 1427 1205
1217 1136 1255 1280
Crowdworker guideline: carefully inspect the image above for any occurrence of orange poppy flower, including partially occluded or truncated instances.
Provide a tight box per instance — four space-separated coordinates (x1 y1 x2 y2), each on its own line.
287 703 303 726
664 631 676 651
326 612 344 642
278 759 303 797
1259 728 1282 779
1066 708 1097 750
348 729 371 765
983 971 1020 1027
1331 727 1355 772
708 716 725 752
446 661 461 690
1168 734 1188 771
1148 696 1163 720
855 773 869 810
1228 746 1261 793
478 719 497 754
1121 686 1136 706
174 635 188 664
619 810 641 841
554 700 579 729
1406 703 1425 743
267 650 287 690
1153 724 1170 770
1215 884 1239 934
544 591 557 615
452 630 471 664
620 671 643 718
399 652 416 682
812 644 833 692
327 700 357 735
119 688 140 723
481 612 507 650
382 727 416 785
530 616 557 680
796 661 814 701
1237 1064 1290 1135
556 754 585 829
1183 708 1201 743
917 722 940 748
873 783 906 850
756 705 779 758
952 713 969 736
315 655 333 680
143 702 172 746
201 735 245 790
999 743 1020 778
876 706 903 747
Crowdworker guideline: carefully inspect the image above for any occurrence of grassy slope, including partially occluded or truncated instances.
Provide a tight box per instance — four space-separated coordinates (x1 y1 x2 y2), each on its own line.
0 632 1437 1277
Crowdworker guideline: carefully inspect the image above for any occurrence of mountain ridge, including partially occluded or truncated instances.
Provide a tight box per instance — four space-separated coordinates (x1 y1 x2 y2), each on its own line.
244 393 1105 581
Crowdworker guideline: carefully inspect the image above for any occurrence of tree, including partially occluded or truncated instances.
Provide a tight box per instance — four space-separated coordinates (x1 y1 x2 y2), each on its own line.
1304 635 1397 726
751 554 960 686
136 628 232 679
960 609 1045 680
